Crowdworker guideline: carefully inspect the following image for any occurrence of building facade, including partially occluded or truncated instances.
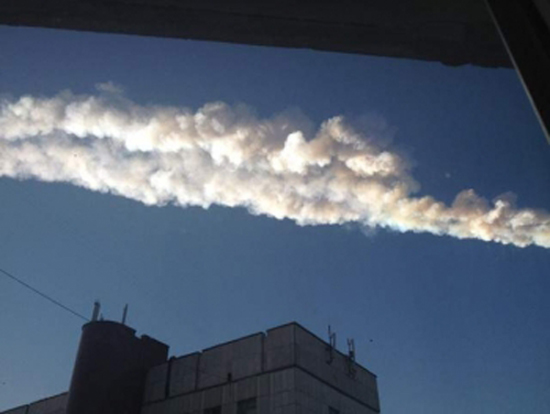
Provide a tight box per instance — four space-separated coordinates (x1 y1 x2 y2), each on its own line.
2 322 380 414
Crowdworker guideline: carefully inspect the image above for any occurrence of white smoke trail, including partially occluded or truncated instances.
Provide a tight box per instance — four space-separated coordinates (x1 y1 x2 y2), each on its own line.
1 86 549 248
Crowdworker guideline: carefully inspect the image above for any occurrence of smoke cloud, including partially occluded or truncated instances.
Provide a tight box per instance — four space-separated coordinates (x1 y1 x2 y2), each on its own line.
1 87 549 248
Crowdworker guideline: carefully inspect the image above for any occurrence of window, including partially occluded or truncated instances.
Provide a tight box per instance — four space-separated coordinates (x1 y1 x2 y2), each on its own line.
1 6 549 414
237 398 257 414
204 407 221 414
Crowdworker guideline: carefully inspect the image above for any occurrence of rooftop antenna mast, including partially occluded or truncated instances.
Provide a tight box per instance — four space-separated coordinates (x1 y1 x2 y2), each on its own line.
91 301 101 322
326 325 337 364
347 338 357 378
122 304 129 325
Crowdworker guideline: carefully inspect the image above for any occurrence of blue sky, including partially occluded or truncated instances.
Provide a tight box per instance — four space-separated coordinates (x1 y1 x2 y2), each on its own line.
0 26 549 413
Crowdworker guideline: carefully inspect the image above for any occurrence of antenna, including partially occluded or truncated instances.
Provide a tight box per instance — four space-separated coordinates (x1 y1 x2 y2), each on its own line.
326 325 337 363
91 301 101 322
122 304 129 325
347 338 357 378
329 326 337 348
347 338 356 361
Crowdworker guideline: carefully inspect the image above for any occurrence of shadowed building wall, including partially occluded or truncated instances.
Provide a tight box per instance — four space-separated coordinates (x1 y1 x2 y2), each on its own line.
66 321 168 414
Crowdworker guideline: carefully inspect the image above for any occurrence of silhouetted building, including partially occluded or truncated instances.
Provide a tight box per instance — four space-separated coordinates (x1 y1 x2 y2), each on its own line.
1 321 380 414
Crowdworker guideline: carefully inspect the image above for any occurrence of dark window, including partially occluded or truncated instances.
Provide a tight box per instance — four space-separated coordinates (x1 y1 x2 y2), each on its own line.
329 407 340 414
237 398 257 414
204 407 222 414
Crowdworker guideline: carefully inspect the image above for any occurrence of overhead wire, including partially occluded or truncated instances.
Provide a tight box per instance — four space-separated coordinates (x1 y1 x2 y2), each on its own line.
6 189 210 336
0 265 89 322
4 188 215 336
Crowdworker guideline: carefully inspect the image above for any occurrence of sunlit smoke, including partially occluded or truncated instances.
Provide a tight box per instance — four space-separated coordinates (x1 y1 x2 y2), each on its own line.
1 86 549 248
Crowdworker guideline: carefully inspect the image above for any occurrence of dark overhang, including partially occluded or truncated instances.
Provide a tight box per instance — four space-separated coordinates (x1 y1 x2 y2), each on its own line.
0 0 509 67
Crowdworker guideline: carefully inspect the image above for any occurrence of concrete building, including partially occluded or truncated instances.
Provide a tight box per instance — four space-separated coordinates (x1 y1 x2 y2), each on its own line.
1 321 380 414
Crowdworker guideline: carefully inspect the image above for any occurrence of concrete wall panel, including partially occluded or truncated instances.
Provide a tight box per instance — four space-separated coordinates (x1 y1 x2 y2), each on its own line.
202 386 223 408
293 326 379 411
234 376 257 401
27 393 67 414
143 363 168 403
198 333 263 388
295 369 377 414
1 407 28 414
264 325 296 371
141 368 299 414
169 353 199 396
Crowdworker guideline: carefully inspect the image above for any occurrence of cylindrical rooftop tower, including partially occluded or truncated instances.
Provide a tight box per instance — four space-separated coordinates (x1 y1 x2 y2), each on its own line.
66 321 168 414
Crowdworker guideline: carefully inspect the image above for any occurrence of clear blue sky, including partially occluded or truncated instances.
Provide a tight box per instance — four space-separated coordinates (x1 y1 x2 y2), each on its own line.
0 26 549 414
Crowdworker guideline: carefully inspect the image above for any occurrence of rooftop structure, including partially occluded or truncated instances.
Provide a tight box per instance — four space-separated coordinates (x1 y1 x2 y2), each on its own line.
1 321 380 414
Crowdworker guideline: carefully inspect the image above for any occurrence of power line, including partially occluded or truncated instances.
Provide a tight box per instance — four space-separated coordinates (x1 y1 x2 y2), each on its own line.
0 266 89 322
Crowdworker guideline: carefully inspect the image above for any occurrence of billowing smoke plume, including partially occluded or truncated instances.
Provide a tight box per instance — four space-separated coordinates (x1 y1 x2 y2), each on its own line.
1 86 549 248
